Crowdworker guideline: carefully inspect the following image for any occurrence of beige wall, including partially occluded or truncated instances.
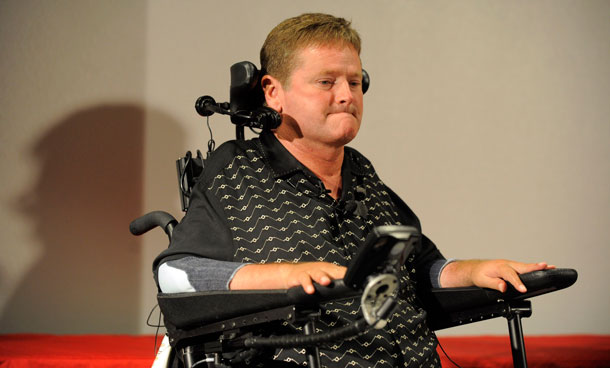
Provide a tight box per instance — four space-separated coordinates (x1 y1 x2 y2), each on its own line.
1 1 608 336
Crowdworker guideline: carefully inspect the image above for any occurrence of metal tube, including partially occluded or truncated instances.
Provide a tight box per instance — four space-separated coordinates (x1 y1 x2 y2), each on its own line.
304 319 321 368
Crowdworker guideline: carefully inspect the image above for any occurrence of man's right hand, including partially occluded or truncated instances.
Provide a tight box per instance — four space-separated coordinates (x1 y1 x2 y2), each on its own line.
229 262 347 294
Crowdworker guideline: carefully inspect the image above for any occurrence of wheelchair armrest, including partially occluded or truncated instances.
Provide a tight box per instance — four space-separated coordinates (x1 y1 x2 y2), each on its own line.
424 268 578 330
158 279 360 330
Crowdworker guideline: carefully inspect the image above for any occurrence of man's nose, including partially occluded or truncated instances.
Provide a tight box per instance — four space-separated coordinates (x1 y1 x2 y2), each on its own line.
335 80 354 105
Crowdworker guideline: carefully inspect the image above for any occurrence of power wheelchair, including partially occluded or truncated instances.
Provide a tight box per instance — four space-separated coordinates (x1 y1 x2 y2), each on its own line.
130 61 578 368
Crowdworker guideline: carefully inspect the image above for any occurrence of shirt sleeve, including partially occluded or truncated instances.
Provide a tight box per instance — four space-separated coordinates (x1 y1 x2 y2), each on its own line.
152 171 236 276
386 186 447 290
158 256 248 293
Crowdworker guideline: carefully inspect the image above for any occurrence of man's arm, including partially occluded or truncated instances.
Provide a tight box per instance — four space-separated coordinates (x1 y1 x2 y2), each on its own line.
439 259 555 292
158 256 346 295
229 262 346 294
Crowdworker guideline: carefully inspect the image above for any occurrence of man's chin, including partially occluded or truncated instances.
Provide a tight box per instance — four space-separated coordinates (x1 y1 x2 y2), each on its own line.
333 125 360 146
337 116 361 134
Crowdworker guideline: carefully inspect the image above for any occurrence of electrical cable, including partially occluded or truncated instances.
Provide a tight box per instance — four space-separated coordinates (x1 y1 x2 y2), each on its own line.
244 318 369 348
206 115 215 154
433 332 462 368
179 152 192 197
146 304 165 354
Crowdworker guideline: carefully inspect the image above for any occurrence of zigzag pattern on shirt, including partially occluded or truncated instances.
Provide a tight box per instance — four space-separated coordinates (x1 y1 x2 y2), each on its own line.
226 198 324 226
328 329 397 350
319 345 402 365
239 246 345 264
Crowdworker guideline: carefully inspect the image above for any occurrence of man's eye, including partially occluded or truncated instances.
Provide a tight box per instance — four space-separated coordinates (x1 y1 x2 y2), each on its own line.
318 80 334 86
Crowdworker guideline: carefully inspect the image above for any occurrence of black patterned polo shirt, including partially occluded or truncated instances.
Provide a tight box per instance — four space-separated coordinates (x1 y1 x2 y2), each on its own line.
156 130 444 367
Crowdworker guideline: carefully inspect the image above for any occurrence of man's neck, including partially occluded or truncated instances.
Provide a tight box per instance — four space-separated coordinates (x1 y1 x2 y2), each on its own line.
274 132 344 199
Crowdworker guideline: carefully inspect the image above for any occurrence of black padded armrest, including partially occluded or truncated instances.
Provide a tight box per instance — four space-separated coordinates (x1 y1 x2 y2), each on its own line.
428 268 577 312
424 268 577 330
159 268 577 331
158 280 359 329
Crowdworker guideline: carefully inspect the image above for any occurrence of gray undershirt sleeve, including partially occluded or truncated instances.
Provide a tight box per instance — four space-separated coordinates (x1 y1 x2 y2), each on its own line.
158 256 248 293
429 258 457 288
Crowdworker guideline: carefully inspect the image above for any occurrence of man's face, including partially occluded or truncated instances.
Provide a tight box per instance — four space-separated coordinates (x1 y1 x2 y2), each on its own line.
277 43 364 149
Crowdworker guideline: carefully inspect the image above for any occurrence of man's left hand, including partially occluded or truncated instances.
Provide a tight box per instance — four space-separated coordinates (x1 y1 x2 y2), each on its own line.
440 259 556 292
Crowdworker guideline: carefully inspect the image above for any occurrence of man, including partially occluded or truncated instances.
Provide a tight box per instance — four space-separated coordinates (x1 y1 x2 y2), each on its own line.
154 13 552 367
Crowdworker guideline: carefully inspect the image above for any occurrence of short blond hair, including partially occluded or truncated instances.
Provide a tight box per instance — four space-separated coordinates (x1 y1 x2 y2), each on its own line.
260 13 361 85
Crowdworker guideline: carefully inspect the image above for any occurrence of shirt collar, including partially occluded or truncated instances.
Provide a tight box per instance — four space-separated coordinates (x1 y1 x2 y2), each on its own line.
258 130 306 179
257 130 367 180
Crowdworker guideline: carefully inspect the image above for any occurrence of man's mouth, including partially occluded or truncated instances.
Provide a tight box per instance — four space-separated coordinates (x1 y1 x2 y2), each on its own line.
328 107 358 117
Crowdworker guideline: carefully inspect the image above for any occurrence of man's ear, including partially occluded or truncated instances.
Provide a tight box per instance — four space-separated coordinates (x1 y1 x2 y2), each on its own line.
261 75 282 113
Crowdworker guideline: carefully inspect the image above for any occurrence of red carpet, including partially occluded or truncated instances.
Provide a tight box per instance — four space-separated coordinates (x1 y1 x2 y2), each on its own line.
1 334 609 367
0 334 156 367
437 335 610 368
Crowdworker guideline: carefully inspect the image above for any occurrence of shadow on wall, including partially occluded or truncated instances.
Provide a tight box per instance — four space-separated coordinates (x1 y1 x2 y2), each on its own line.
0 104 182 334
